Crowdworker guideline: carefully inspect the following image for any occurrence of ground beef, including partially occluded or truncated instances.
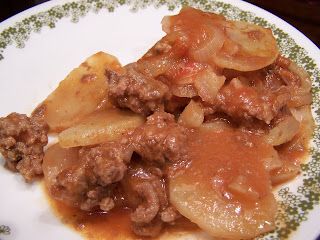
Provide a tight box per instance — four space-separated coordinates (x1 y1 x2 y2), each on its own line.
50 141 132 210
107 63 171 116
80 142 132 187
132 218 163 237
130 181 160 224
52 164 94 208
0 113 48 181
47 111 186 235
217 78 290 124
132 111 189 164
123 163 178 237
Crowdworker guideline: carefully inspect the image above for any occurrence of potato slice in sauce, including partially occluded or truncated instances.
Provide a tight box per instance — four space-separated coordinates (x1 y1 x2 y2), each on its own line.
33 52 123 132
169 129 277 239
58 108 145 148
212 20 279 71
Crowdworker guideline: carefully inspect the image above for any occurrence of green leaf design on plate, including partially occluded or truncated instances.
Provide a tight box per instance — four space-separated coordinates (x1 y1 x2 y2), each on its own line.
0 0 319 239
0 225 10 235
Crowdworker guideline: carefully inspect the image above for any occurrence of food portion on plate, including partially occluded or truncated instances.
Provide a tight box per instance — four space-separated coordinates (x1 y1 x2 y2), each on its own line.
0 7 314 239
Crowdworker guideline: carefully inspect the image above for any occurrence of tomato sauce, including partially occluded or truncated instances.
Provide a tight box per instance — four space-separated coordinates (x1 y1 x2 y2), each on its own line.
46 188 199 240
182 129 273 204
45 127 310 239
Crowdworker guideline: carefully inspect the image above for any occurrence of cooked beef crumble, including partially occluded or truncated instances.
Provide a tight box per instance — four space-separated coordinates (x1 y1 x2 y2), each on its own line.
107 63 171 116
217 78 290 124
0 113 48 181
44 111 187 236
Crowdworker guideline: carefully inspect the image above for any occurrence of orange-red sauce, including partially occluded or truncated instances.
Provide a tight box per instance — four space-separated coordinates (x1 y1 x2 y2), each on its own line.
46 189 199 240
45 126 310 239
182 129 273 203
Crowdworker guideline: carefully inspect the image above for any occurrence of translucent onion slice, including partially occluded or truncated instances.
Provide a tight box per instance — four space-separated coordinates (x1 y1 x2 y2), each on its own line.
288 61 312 93
193 68 226 104
270 162 300 185
287 61 313 107
261 148 283 172
190 24 225 63
227 175 260 201
171 84 197 98
178 100 204 128
200 120 231 133
161 7 226 65
265 116 300 146
289 105 315 147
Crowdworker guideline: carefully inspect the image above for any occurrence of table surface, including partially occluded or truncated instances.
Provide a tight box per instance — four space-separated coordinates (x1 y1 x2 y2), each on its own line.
0 0 319 47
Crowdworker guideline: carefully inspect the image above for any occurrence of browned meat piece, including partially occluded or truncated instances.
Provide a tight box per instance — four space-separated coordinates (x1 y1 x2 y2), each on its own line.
0 113 48 181
52 164 94 208
47 111 185 237
80 142 132 186
132 218 163 237
131 181 160 224
50 142 132 210
217 78 290 124
132 111 189 164
107 63 171 115
48 111 187 217
122 163 178 237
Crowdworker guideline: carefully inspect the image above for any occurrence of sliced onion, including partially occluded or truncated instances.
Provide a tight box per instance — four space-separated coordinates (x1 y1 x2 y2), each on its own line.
288 92 312 108
289 105 315 142
161 7 226 65
270 162 300 185
227 175 260 201
137 54 175 78
261 148 282 172
288 61 312 93
178 100 204 127
200 120 231 133
190 24 225 63
193 67 226 104
171 84 197 98
286 61 312 107
265 116 300 146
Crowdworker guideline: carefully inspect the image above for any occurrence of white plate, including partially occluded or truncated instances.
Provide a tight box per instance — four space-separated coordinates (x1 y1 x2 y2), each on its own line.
0 0 319 239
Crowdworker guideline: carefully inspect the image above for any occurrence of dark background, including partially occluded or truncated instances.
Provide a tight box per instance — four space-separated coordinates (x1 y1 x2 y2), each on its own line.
0 0 319 47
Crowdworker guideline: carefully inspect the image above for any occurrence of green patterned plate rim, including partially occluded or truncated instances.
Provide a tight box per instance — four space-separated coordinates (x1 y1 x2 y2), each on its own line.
0 0 319 239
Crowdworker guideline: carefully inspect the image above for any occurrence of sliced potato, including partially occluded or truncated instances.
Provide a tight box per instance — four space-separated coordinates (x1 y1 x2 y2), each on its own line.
58 108 145 148
169 130 277 239
213 21 279 71
32 52 123 132
170 183 276 239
